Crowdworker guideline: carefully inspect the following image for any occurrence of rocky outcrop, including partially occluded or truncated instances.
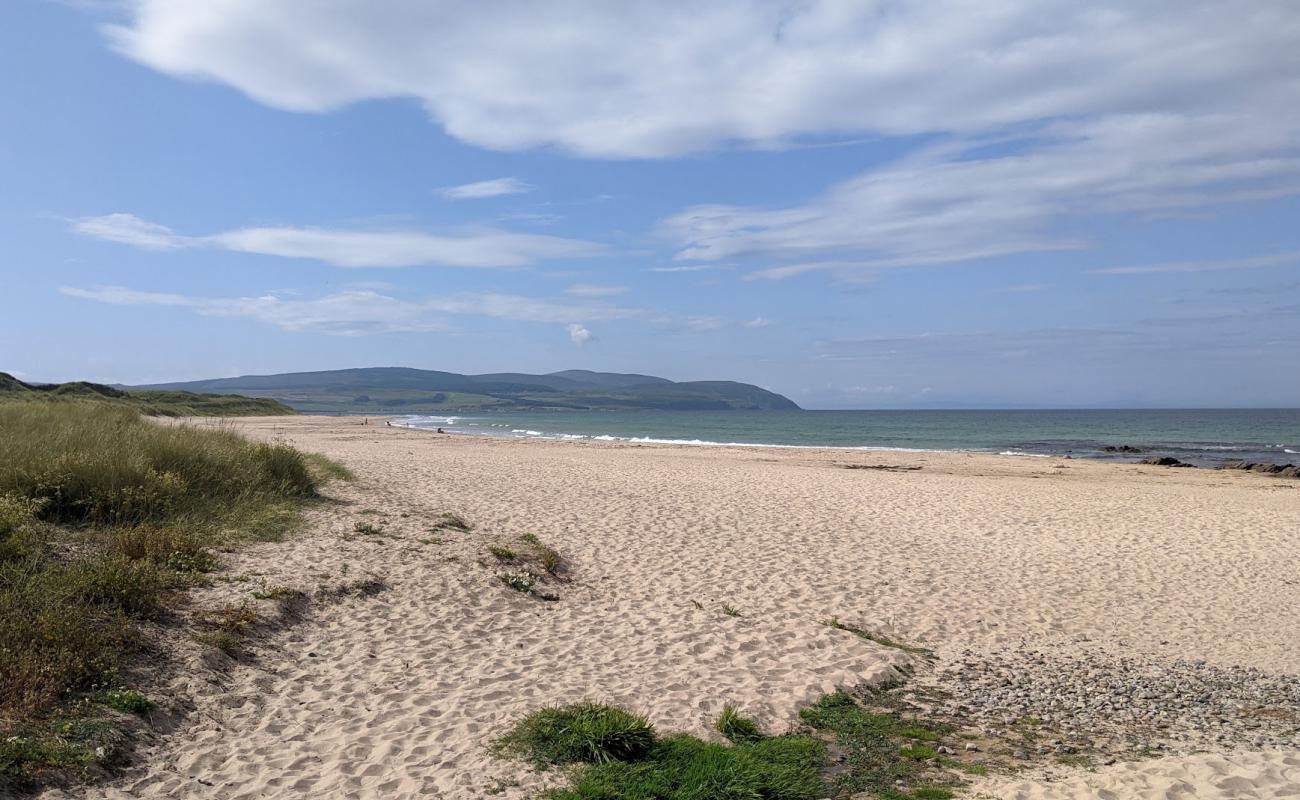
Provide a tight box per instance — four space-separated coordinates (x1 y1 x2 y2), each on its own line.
1218 460 1300 478
1103 445 1145 453
1140 456 1195 467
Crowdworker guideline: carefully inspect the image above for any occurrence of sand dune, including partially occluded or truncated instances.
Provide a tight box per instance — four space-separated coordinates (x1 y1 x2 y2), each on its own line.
51 416 1300 800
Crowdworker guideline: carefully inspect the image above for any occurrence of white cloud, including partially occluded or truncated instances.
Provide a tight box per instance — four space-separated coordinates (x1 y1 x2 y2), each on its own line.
59 286 446 334
743 317 771 328
59 285 643 335
438 177 533 199
566 323 594 345
666 111 1300 277
649 265 721 273
72 213 602 268
103 2 1300 159
565 283 626 297
1088 250 1300 276
71 213 190 250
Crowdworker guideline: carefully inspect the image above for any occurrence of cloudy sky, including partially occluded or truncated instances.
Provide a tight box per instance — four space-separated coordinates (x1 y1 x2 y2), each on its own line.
3 1 1298 408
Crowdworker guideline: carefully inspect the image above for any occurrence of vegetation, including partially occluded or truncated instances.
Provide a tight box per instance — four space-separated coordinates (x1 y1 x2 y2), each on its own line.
715 705 763 744
496 704 656 766
430 512 471 532
488 545 517 561
0 402 342 791
799 692 958 799
499 570 539 594
133 366 801 412
0 371 294 417
497 703 823 800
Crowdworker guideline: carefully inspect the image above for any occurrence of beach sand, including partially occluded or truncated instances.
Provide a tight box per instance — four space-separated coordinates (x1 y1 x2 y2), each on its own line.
54 415 1300 799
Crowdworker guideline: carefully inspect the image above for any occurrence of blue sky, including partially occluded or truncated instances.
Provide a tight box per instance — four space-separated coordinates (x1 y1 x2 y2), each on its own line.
2 1 1298 408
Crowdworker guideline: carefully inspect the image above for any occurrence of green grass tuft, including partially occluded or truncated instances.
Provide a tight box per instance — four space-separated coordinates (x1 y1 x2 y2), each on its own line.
496 703 656 766
715 705 764 744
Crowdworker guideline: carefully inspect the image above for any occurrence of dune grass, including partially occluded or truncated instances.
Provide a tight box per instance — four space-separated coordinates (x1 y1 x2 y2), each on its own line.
0 372 294 417
0 402 341 791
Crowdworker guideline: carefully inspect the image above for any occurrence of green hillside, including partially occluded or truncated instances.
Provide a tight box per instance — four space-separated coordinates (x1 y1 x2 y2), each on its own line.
0 372 295 416
136 367 800 413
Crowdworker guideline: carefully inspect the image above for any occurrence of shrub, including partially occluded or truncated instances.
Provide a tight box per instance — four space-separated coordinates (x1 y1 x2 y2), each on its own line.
715 705 764 744
497 703 656 765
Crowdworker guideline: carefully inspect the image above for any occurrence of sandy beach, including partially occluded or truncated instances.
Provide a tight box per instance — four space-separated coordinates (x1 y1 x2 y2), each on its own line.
54 415 1300 800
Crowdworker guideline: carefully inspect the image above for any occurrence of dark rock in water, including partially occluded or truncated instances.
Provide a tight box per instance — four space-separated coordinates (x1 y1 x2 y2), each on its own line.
1218 460 1299 478
1141 456 1194 467
1103 445 1145 453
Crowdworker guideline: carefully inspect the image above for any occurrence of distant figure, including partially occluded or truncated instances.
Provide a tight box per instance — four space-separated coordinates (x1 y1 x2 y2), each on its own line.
363 417 368 426
385 420 391 427
436 427 445 434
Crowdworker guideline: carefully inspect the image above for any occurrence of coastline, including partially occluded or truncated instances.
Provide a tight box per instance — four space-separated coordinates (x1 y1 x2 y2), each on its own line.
391 408 1300 468
58 415 1300 800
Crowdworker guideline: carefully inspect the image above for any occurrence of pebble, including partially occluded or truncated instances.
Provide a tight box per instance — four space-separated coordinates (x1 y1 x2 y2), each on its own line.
905 646 1300 762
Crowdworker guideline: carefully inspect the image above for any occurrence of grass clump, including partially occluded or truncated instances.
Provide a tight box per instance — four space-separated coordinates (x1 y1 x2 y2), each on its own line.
722 604 742 617
497 703 656 766
429 512 471 532
488 545 517 561
353 520 384 536
497 703 823 800
715 705 764 744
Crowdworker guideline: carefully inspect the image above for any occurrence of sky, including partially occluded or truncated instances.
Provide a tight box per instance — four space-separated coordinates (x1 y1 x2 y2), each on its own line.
2 1 1298 409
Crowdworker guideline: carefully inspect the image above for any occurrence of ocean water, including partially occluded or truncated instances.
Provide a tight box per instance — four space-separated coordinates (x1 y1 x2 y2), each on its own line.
397 409 1300 466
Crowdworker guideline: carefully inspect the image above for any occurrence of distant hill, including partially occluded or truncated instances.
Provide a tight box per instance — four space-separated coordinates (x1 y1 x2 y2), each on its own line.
135 367 800 413
0 372 295 417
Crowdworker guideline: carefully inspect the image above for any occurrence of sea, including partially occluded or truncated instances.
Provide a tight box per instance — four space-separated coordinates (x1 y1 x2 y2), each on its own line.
396 409 1300 467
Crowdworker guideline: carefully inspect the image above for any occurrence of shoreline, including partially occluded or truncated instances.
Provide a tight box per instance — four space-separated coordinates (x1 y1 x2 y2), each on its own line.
62 415 1300 800
386 410 1300 468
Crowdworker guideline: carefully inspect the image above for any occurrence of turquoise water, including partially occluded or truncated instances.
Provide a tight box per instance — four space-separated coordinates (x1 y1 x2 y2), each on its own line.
399 409 1300 466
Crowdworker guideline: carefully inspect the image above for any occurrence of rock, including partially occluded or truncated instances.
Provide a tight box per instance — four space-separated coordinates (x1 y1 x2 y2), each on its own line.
1140 456 1194 467
1103 445 1145 453
1217 460 1299 478
964 742 980 752
1013 749 1029 759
